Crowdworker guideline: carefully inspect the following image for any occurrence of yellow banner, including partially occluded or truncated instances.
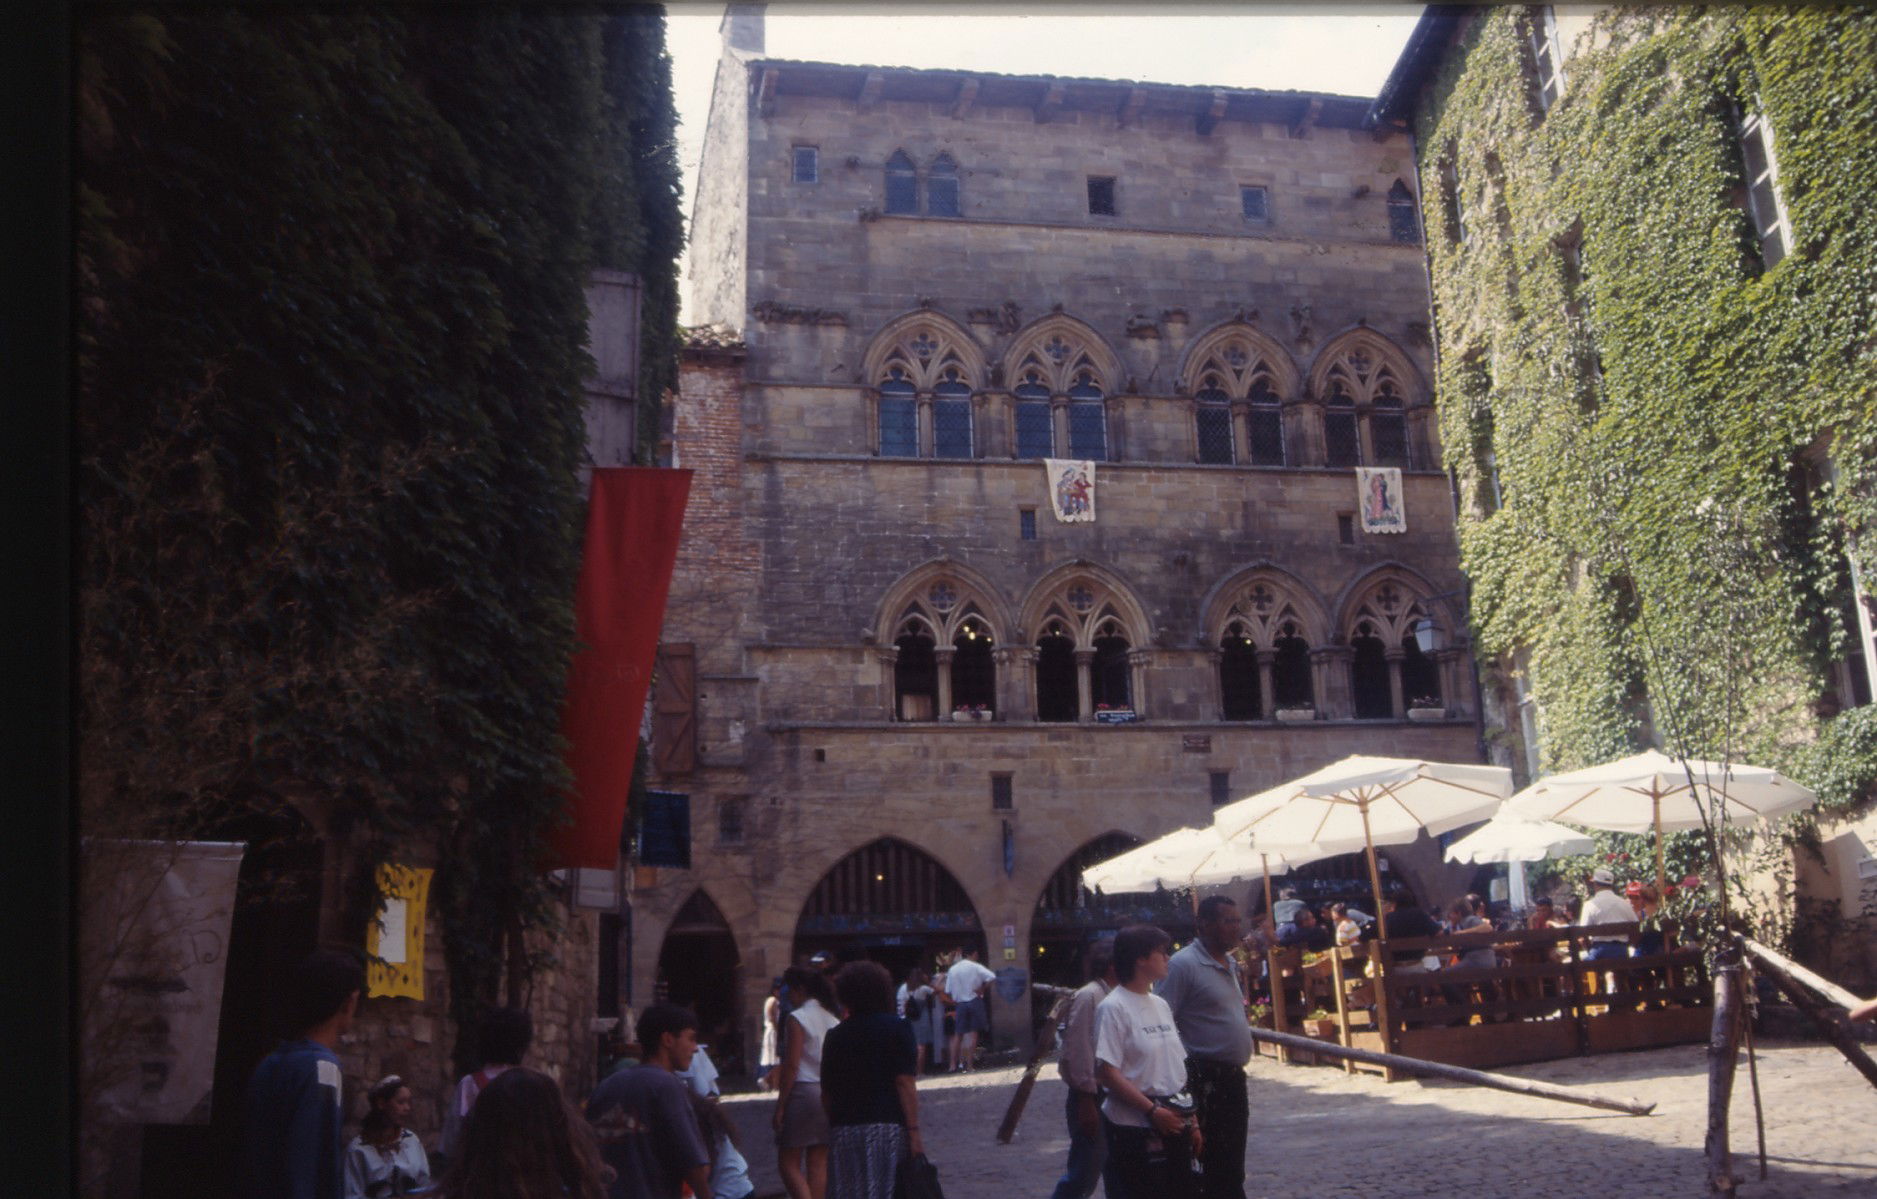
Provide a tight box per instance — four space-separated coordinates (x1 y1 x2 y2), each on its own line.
365 863 432 1000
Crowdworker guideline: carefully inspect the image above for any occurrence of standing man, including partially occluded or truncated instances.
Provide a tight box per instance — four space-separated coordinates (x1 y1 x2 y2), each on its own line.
943 945 995 1073
1156 897 1251 1199
1577 867 1635 961
587 1003 712 1199
241 948 363 1199
1050 940 1116 1199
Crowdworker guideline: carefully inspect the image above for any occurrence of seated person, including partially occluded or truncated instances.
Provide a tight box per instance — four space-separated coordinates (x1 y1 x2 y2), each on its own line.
1276 907 1333 952
1271 887 1307 928
1330 903 1363 947
1577 868 1636 962
1526 896 1565 930
1445 896 1497 970
1380 891 1442 969
1628 883 1665 955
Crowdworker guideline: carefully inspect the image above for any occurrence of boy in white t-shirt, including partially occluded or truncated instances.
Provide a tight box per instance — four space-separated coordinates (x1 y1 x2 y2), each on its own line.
1095 925 1201 1199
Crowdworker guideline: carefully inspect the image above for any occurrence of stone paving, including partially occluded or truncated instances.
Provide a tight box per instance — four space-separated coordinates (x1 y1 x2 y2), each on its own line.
720 1039 1877 1198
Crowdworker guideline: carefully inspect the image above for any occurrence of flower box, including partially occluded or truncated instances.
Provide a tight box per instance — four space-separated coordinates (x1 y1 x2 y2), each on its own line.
950 708 992 722
1274 708 1316 723
1301 1017 1338 1039
1406 707 1445 722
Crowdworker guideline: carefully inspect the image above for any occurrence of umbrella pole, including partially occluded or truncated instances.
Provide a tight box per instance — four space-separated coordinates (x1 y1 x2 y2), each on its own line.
1654 792 1666 894
1360 802 1388 948
1262 855 1275 920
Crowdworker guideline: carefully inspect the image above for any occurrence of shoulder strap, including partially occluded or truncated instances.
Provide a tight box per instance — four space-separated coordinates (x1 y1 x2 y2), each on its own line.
472 1068 492 1090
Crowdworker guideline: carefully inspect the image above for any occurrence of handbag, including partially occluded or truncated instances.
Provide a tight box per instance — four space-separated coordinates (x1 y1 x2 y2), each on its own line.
895 1152 945 1199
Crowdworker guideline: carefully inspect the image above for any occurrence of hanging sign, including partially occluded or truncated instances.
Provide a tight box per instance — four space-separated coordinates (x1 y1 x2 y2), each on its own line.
1356 467 1406 534
367 864 432 1000
1044 459 1096 523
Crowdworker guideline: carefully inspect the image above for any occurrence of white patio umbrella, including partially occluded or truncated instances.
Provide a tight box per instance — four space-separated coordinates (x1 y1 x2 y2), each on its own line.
1213 756 1513 944
1080 826 1226 894
1443 811 1596 865
1503 748 1818 891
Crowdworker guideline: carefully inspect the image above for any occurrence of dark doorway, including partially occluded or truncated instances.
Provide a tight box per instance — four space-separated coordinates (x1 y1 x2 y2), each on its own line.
1029 833 1192 1028
656 891 744 1075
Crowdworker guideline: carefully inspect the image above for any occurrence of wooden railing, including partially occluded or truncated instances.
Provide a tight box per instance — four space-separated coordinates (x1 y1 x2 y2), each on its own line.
1260 924 1711 1076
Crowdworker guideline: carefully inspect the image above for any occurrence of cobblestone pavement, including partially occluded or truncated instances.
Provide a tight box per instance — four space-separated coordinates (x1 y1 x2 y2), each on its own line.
721 1039 1876 1198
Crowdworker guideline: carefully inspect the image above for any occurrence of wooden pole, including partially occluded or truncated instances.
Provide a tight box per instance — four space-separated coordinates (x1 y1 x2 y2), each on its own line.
1360 800 1388 949
1705 953 1744 1195
1653 792 1666 895
1261 855 1275 920
1248 1027 1655 1116
995 988 1076 1143
1742 937 1866 1011
1744 941 1877 1092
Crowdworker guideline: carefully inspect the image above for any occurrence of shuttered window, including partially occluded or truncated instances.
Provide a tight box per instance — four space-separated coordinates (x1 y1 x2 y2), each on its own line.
652 643 697 776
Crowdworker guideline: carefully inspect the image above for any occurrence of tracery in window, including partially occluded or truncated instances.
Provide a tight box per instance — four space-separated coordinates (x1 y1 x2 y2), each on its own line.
878 366 918 458
1195 377 1234 465
1313 332 1423 470
1001 318 1122 462
1339 571 1450 719
1179 324 1295 467
864 314 986 459
928 154 960 217
1207 571 1328 719
886 150 918 215
1024 569 1150 720
884 576 1005 721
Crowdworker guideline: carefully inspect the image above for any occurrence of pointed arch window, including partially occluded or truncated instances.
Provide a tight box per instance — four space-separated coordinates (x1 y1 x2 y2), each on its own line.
1035 621 1078 723
1272 624 1313 709
933 367 973 459
885 150 918 215
1324 376 1361 467
1211 579 1320 719
1248 376 1284 466
1090 618 1132 711
1387 180 1420 244
1350 621 1392 718
1219 620 1260 719
1195 377 1234 465
951 616 996 711
1014 372 1054 460
878 366 918 457
1067 374 1107 461
1401 635 1442 710
1370 375 1410 467
927 154 960 218
894 624 938 721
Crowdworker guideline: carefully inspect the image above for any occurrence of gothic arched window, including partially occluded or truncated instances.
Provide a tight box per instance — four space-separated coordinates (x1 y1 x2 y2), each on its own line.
1208 574 1325 719
933 367 973 459
1014 372 1053 460
1003 321 1119 464
1219 620 1260 719
1272 625 1313 708
1195 377 1234 465
1350 621 1392 719
894 625 938 721
1248 376 1284 466
885 150 918 215
928 154 960 217
1090 618 1131 711
951 615 996 711
1035 622 1078 723
1387 180 1420 244
1067 373 1107 461
878 366 918 457
1316 336 1421 469
1371 375 1410 467
1323 375 1360 467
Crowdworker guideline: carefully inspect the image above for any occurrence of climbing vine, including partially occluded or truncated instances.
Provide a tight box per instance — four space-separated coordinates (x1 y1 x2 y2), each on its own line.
1412 8 1877 934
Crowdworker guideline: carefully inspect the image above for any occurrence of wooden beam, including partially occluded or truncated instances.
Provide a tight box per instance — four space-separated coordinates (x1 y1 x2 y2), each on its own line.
948 77 979 120
1248 1028 1657 1116
1289 97 1323 139
1034 80 1065 124
1196 89 1229 137
1742 938 1865 1011
1116 86 1147 129
1747 941 1877 1092
857 70 884 110
756 67 778 117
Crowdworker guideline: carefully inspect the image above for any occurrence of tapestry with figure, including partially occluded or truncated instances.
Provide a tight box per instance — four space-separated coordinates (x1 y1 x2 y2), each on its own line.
1045 458 1096 523
1356 467 1405 534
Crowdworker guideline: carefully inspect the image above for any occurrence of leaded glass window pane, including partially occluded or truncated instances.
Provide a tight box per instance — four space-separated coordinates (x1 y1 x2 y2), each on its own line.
879 378 917 457
928 155 960 217
933 380 972 459
1196 387 1233 465
1387 181 1419 243
886 151 917 215
1249 408 1285 466
1371 414 1409 467
1014 383 1053 459
1068 380 1106 461
1325 410 1361 467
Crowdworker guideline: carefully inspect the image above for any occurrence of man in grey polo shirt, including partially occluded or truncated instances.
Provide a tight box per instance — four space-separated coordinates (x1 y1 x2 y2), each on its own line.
1156 896 1251 1199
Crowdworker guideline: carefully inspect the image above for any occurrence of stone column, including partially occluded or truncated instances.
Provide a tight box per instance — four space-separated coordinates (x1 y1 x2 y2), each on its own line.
1384 645 1406 718
973 393 996 458
872 646 901 720
1436 648 1468 716
1205 648 1227 720
1074 649 1096 722
917 393 935 458
1312 645 1353 719
996 646 1036 721
1255 648 1277 720
1354 400 1376 466
1232 402 1252 466
1052 397 1071 459
934 646 955 718
1126 649 1152 717
1286 397 1321 467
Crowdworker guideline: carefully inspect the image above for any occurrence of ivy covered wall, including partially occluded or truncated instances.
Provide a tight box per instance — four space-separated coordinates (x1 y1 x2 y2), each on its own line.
76 6 683 1087
1395 7 1877 956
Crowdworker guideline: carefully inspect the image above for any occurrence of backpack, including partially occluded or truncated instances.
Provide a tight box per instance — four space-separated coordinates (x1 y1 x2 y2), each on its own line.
905 991 924 1021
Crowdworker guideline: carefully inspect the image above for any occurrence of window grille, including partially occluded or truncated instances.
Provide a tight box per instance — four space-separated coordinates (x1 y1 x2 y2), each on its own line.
1324 383 1361 467
1087 176 1117 216
933 375 973 459
878 370 918 457
1248 379 1285 465
1195 385 1234 465
1386 180 1419 243
1370 380 1410 467
886 150 918 215
1014 380 1053 459
1240 185 1269 222
1067 378 1106 461
928 154 960 217
793 146 819 184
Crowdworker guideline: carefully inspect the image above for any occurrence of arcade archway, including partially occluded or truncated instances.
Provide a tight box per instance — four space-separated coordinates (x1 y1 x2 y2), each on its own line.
792 838 985 984
1029 833 1195 1023
655 890 744 1073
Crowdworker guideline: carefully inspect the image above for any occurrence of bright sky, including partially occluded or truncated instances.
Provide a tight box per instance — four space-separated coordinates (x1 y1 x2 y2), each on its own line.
665 3 1424 321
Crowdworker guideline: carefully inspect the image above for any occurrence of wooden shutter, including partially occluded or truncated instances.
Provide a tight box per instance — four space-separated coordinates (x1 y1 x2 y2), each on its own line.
651 643 697 775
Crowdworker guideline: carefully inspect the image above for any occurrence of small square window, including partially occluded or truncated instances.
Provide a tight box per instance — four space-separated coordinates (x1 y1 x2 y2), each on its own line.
792 146 818 184
991 774 1014 810
1337 514 1356 544
1240 186 1270 222
718 797 746 844
1019 508 1037 540
1209 771 1232 807
1087 176 1117 216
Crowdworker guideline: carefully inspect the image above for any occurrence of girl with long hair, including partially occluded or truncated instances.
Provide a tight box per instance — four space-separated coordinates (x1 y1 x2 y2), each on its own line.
439 1067 607 1199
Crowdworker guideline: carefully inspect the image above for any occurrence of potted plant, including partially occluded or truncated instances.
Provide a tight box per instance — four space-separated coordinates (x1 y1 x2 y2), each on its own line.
1247 999 1274 1029
1300 1008 1337 1038
1406 695 1445 721
951 703 992 722
1274 701 1315 723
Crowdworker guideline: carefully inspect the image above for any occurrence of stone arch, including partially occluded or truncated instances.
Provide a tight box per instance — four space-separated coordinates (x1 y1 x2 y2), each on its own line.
1177 320 1301 400
861 309 989 392
870 558 1014 647
1332 562 1459 650
1305 327 1428 408
1017 560 1154 650
655 888 744 1061
1027 831 1193 1008
792 837 987 979
1000 313 1126 396
1197 563 1334 649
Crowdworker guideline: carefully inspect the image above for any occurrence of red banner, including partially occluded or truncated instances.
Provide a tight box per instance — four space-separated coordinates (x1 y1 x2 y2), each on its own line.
548 467 693 870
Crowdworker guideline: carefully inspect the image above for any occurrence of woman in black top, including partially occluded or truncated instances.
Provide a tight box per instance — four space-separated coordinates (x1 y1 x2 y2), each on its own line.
820 961 922 1199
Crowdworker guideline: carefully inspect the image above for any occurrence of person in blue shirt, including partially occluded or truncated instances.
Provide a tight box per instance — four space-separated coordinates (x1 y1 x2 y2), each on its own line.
242 948 365 1199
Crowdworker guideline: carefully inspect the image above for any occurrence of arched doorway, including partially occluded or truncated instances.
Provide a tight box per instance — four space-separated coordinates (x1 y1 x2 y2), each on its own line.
655 891 744 1075
1029 834 1195 1024
792 838 984 986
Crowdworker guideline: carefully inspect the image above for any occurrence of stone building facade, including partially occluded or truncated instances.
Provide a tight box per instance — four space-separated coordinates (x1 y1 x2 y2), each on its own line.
636 5 1489 1059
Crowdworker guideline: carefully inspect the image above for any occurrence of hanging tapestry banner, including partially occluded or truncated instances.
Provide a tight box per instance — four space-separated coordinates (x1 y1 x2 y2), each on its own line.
1045 458 1096 523
1356 467 1406 534
366 863 433 1000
